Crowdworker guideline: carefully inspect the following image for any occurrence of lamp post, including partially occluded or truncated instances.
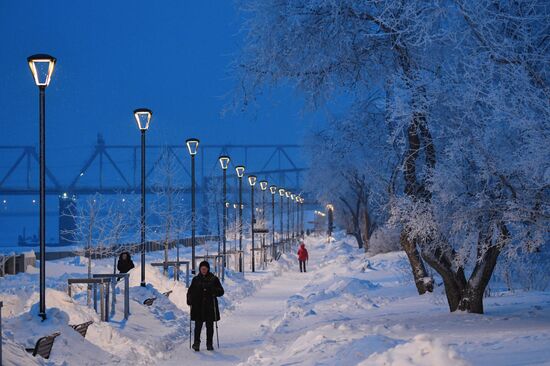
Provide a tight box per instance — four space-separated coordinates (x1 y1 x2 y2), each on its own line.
269 185 277 260
300 197 305 237
285 191 290 249
219 156 230 282
259 180 268 264
290 193 295 242
235 166 245 272
248 175 257 272
28 54 56 320
233 203 238 253
186 138 200 274
133 108 153 287
278 188 285 252
294 196 301 238
326 204 334 242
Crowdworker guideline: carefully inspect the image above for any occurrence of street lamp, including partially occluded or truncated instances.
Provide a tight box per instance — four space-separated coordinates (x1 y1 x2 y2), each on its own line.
219 155 230 282
248 175 257 272
186 138 200 274
326 204 334 241
28 54 56 320
278 188 285 252
294 196 300 238
133 108 152 287
269 185 277 259
259 181 268 264
290 194 295 242
285 191 290 247
235 165 245 272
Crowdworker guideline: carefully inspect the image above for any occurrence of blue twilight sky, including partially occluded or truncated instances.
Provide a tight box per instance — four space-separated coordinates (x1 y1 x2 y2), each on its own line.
0 0 317 182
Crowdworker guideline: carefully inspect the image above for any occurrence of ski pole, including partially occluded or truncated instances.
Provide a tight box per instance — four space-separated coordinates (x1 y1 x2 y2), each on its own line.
189 306 192 349
213 297 220 349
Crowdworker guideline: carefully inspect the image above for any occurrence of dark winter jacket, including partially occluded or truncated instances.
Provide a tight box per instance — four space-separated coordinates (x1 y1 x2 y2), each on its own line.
186 272 224 322
117 252 135 274
297 244 309 261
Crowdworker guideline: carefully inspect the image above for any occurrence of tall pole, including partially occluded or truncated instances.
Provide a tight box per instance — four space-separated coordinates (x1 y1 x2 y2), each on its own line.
140 130 146 286
191 154 196 274
261 188 266 264
271 193 275 259
279 193 284 253
238 177 243 272
38 86 46 320
286 196 290 243
222 168 227 281
250 184 255 272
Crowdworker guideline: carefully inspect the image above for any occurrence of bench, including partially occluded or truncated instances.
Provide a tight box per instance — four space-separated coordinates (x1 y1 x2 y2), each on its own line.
25 332 60 359
143 297 156 306
70 320 93 338
144 290 172 306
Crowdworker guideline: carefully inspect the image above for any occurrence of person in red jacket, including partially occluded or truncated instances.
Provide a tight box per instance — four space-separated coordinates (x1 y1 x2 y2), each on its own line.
297 242 309 273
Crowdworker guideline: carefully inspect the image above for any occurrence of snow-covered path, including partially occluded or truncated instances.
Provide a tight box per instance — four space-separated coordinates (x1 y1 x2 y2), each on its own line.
165 255 314 364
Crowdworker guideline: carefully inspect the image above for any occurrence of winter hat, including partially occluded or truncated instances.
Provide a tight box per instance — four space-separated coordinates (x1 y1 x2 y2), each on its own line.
199 261 210 271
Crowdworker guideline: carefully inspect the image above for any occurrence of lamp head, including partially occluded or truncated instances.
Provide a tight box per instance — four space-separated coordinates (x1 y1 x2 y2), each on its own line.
219 155 230 170
259 180 268 191
133 108 152 131
27 54 56 87
248 175 257 186
235 165 245 178
270 185 277 195
186 138 200 156
278 188 285 197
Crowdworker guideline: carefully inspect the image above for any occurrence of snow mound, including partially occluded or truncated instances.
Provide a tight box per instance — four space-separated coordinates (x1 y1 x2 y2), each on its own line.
359 334 470 366
327 277 380 295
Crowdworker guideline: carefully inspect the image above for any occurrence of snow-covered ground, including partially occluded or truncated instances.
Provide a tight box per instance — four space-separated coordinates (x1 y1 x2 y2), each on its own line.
1 234 549 365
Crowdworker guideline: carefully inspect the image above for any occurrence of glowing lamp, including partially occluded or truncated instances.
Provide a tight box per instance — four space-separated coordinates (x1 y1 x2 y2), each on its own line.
186 138 200 156
236 166 245 178
259 180 268 191
219 155 230 170
27 54 56 87
133 108 152 131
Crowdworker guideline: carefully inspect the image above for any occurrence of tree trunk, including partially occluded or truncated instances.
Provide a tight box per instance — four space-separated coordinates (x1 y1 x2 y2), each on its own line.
400 232 433 294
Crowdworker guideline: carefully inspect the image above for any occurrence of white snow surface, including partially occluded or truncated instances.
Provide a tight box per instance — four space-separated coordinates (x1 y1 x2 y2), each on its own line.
1 234 549 365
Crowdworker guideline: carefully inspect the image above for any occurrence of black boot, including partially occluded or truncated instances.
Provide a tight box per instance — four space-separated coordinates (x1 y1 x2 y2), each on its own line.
207 344 214 351
192 343 200 352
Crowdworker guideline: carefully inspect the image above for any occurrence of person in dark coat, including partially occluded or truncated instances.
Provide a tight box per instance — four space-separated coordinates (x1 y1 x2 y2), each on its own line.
117 251 135 274
186 261 224 351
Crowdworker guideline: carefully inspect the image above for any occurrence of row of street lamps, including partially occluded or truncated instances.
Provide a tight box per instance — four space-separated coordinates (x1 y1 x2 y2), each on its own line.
26 54 306 320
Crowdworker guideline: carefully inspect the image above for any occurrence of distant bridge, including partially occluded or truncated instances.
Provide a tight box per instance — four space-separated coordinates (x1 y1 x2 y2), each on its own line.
0 134 309 197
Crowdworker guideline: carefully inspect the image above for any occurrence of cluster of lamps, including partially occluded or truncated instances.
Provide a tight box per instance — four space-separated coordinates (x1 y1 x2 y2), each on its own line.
25 54 308 320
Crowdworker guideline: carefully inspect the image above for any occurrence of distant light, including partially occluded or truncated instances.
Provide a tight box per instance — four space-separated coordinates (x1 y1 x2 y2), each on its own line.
186 138 200 156
122 198 126 202
32 199 36 204
134 108 152 131
27 54 56 87
219 155 230 170
62 192 68 199
80 172 84 176
2 199 6 204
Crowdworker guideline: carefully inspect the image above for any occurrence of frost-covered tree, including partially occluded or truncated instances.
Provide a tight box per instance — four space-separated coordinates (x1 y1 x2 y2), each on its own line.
151 149 190 274
234 0 550 313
